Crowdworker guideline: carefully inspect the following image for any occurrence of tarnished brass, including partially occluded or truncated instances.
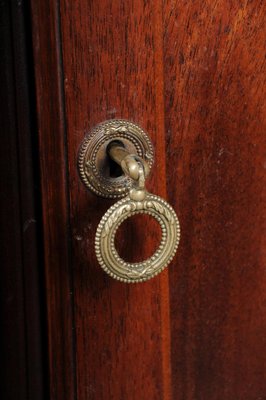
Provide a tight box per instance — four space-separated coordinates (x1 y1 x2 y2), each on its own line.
78 119 180 283
78 119 154 198
95 164 180 282
108 141 150 180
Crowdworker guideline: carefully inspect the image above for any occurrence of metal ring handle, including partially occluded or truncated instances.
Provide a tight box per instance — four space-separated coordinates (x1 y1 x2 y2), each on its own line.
95 194 180 283
78 120 181 282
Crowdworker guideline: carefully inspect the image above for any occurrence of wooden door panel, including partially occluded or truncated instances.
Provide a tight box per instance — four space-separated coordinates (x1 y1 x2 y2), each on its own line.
59 1 170 399
31 0 266 399
163 2 266 398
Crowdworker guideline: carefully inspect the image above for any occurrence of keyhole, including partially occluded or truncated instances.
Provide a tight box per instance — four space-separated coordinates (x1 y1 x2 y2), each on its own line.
107 140 124 178
108 157 123 178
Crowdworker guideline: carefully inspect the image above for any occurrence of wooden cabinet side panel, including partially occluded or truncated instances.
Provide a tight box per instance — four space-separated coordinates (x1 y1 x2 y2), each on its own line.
163 1 266 398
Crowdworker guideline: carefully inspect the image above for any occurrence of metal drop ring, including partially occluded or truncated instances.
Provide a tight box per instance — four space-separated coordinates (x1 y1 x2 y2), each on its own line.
95 194 181 283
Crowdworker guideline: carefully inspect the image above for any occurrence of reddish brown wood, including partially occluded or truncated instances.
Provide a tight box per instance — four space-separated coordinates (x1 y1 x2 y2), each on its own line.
59 1 171 399
30 1 75 399
163 1 266 399
31 0 266 399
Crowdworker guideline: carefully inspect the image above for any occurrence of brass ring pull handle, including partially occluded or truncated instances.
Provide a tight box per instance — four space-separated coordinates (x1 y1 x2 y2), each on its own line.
78 120 180 283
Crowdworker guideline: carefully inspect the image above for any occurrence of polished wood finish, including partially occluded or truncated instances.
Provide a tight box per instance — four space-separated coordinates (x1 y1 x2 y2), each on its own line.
163 2 266 398
59 1 170 399
31 0 266 399
30 1 75 399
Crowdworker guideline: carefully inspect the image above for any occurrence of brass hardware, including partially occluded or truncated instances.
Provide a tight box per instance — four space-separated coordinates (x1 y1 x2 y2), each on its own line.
95 162 180 282
108 141 150 181
78 120 154 198
78 120 180 283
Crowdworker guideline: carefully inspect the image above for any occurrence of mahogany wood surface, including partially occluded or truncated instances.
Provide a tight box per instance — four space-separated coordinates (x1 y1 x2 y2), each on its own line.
163 2 266 398
31 1 76 399
31 0 266 399
59 2 170 399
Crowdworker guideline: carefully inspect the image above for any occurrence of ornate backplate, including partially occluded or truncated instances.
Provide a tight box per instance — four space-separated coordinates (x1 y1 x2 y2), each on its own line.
78 119 154 198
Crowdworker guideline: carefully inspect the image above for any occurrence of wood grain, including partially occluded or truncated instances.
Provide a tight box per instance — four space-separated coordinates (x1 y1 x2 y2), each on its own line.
30 0 266 399
30 1 76 399
163 1 266 399
59 1 170 399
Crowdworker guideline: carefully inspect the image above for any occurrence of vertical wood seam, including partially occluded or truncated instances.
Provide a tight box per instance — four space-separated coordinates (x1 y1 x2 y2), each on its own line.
56 1 78 399
153 2 172 399
30 0 76 398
